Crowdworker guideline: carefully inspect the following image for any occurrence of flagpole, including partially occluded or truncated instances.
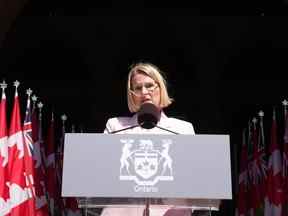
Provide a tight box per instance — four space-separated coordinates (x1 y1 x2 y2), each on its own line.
283 99 288 127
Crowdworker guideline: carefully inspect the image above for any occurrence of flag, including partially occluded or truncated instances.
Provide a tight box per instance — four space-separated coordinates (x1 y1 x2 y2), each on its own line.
235 128 249 216
247 120 254 215
55 115 67 216
7 81 36 215
30 99 49 216
65 198 82 216
264 109 282 216
46 112 56 216
35 102 47 169
22 88 38 216
282 110 288 216
0 81 10 215
248 115 267 216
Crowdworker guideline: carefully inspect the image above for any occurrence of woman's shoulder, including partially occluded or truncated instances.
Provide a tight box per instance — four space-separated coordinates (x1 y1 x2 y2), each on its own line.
104 115 136 133
106 116 133 125
164 116 195 134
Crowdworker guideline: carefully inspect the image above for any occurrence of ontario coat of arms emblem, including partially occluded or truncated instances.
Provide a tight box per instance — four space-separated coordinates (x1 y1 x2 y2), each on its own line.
119 138 174 187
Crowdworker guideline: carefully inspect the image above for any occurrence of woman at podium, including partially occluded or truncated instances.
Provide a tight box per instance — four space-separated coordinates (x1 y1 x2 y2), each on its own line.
102 62 195 216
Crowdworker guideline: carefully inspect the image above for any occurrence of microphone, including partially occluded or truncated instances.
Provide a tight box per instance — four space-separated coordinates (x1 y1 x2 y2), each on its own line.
137 103 160 129
108 102 178 134
108 103 159 134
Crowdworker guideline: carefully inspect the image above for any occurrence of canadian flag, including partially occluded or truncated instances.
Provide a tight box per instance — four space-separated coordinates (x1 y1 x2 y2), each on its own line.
7 82 36 215
0 82 10 215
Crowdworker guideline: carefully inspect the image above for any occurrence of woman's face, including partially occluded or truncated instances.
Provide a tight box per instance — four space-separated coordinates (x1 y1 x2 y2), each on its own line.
130 73 161 110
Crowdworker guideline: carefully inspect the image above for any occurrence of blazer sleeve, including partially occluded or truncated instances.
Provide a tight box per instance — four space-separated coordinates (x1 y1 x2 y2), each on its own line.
183 122 195 135
103 118 115 134
170 118 195 135
103 117 133 134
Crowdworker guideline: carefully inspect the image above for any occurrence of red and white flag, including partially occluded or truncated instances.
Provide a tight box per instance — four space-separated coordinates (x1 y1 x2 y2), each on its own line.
265 109 283 216
7 81 36 215
0 81 10 215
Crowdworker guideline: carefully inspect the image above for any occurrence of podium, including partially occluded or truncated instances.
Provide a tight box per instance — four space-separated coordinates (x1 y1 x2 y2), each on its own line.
62 133 232 216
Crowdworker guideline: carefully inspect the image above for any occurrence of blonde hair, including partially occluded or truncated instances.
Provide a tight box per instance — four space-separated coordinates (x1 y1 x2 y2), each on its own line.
127 62 173 113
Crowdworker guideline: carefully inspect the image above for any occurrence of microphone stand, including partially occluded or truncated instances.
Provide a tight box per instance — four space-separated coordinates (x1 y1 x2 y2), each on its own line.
142 122 179 135
109 125 139 134
109 124 179 135
155 125 179 135
144 198 150 216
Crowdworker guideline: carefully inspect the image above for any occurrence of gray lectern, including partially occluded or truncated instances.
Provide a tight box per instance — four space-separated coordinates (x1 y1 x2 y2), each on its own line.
62 133 232 216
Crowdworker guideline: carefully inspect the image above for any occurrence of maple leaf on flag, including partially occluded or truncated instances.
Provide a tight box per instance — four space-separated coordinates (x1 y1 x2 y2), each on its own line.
7 81 35 215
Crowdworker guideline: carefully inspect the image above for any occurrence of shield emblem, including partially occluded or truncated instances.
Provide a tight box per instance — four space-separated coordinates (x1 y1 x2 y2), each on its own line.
134 152 158 179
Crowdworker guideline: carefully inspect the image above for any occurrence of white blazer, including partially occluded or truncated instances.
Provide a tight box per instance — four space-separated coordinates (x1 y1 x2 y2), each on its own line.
101 112 195 216
104 112 195 135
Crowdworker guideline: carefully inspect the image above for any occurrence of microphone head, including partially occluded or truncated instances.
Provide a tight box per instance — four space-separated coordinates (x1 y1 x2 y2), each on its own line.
137 103 160 129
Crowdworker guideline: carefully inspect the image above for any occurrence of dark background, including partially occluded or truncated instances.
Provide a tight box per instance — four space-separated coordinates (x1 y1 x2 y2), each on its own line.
1 2 288 215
